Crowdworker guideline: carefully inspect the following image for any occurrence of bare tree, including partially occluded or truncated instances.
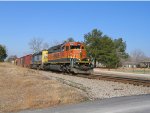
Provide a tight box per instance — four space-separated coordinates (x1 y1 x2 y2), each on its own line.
63 37 75 43
7 55 17 62
29 38 43 53
130 49 146 63
48 38 75 48
66 37 75 42
43 42 49 50
50 40 63 47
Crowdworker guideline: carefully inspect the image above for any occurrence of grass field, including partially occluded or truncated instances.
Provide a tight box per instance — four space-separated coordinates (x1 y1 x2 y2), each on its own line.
0 63 86 113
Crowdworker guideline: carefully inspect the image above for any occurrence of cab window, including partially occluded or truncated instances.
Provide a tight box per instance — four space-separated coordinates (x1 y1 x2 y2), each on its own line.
66 46 69 51
70 45 80 49
62 46 65 51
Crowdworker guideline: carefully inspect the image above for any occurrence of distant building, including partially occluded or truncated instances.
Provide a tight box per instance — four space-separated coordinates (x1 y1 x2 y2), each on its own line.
123 60 150 68
140 60 150 68
95 62 106 68
122 61 139 68
7 55 17 64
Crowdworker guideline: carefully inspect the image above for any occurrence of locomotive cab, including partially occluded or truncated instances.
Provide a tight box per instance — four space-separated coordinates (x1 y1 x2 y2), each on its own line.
63 42 93 74
64 42 87 61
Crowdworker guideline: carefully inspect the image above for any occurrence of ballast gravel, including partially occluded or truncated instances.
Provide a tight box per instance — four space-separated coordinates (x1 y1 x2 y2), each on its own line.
40 71 150 100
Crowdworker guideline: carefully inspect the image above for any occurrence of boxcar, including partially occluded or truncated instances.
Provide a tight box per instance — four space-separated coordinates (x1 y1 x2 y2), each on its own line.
16 58 21 66
24 54 32 68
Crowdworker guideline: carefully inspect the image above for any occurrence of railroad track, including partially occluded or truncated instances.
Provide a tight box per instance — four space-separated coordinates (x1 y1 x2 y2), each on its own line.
74 74 150 87
41 70 150 87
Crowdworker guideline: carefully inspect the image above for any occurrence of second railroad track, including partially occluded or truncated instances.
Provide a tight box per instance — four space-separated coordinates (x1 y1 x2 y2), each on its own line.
74 73 150 87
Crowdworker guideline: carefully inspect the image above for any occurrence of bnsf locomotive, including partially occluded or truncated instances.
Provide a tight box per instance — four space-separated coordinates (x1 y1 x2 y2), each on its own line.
16 42 93 74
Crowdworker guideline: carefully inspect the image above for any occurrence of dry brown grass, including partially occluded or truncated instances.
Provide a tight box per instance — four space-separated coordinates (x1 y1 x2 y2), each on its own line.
0 63 86 113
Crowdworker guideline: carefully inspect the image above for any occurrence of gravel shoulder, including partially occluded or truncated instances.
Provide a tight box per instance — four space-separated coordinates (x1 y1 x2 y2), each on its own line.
40 70 150 100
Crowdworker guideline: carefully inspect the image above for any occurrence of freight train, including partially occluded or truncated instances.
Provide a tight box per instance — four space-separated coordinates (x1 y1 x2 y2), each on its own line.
15 42 93 74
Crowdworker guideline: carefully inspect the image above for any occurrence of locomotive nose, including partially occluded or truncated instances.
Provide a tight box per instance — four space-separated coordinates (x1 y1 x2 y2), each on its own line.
70 49 86 60
70 49 80 59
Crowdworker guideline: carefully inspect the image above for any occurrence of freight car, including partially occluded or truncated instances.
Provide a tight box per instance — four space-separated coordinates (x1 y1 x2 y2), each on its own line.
24 54 32 68
16 57 24 67
15 58 21 66
15 54 32 68
31 42 93 74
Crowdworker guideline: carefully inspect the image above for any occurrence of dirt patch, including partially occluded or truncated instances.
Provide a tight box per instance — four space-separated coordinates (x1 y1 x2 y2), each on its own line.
0 63 87 113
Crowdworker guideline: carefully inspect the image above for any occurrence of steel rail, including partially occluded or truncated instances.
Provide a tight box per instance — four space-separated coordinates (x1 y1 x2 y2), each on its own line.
74 73 150 87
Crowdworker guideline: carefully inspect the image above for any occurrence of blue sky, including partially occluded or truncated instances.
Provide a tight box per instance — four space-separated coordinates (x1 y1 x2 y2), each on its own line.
0 1 150 57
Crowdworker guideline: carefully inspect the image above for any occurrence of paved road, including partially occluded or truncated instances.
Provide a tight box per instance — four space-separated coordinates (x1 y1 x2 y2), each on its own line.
19 94 150 113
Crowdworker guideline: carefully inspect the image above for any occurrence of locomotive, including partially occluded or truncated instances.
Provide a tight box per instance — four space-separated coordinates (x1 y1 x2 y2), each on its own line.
16 42 93 74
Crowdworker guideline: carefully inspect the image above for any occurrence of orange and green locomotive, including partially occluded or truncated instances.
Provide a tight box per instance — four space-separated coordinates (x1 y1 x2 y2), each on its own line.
17 42 93 74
